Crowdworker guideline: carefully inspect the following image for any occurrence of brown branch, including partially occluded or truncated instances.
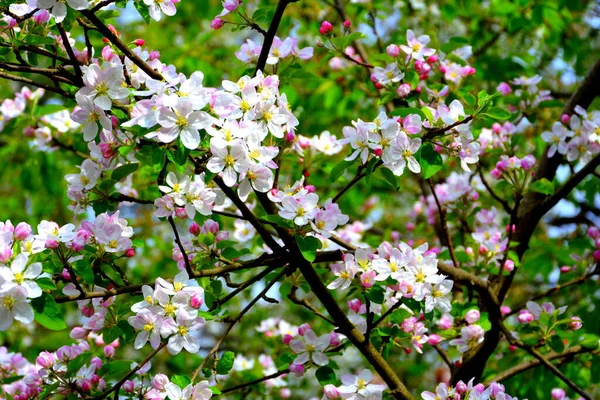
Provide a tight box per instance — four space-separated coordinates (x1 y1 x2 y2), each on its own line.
167 216 194 277
254 0 299 74
498 322 592 400
80 10 163 81
483 345 596 385
90 343 166 399
477 165 511 214
191 267 288 382
428 179 459 269
213 176 282 252
0 70 74 98
221 368 290 394
422 115 474 141
56 23 83 86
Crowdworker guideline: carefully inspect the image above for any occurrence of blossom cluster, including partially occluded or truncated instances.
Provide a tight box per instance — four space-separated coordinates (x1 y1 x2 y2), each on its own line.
541 105 600 163
328 241 453 315
269 178 349 234
322 369 387 400
422 380 519 400
128 271 206 355
235 36 314 65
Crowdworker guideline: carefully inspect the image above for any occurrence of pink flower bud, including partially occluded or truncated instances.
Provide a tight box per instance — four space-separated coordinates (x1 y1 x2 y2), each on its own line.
517 310 534 324
497 82 511 96
175 207 187 219
134 38 145 46
202 220 219 234
122 380 135 393
437 315 452 330
210 17 224 30
588 226 599 239
298 323 311 336
305 185 316 193
329 332 341 347
455 381 467 394
324 384 340 398
56 345 74 362
80 379 92 392
427 55 438 64
13 222 31 240
465 309 480 324
343 20 351 28
190 293 203 309
521 155 536 170
560 265 571 273
348 299 362 313
397 83 411 98
0 247 12 263
289 363 305 376
298 136 311 149
149 50 161 61
551 388 566 400
319 21 334 35
45 239 59 249
406 223 415 231
90 356 102 370
104 346 115 358
474 383 485 393
560 114 570 125
101 46 115 62
490 169 502 179
500 306 511 316
386 44 400 57
569 316 583 330
123 248 134 257
152 374 169 390
439 65 447 74
81 304 95 318
285 132 296 142
465 247 474 256
70 327 88 339
594 250 600 262
36 351 55 369
427 334 442 346
280 388 291 398
282 333 294 345
492 122 503 134
503 260 515 272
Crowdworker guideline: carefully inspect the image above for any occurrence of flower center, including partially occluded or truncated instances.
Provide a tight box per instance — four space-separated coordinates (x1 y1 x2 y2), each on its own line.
3 297 14 310
224 155 235 167
143 323 154 332
14 272 24 285
177 325 189 336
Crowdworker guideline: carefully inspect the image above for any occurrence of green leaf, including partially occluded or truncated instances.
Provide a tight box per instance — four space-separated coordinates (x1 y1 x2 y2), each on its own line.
528 178 554 195
111 163 139 182
295 235 322 262
379 168 398 190
31 293 67 330
72 259 94 285
416 143 443 179
440 36 470 53
365 286 385 304
36 277 57 291
538 100 564 108
483 107 512 120
103 325 123 343
549 335 565 353
171 374 191 388
66 353 93 377
34 104 66 117
330 160 354 182
216 351 235 375
315 365 336 386
133 1 150 23
390 107 426 120
99 360 133 381
580 334 600 349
